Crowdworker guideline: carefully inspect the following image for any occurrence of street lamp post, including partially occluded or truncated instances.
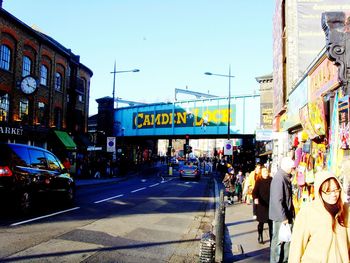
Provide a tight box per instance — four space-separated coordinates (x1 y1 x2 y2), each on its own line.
205 65 234 140
111 61 140 109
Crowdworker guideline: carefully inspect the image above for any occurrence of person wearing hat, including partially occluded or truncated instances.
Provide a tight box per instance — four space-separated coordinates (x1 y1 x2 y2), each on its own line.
288 171 350 262
222 166 236 205
269 156 296 263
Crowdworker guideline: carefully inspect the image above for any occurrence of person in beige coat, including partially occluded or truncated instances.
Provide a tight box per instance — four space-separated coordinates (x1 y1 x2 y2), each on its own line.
222 167 236 205
288 170 350 263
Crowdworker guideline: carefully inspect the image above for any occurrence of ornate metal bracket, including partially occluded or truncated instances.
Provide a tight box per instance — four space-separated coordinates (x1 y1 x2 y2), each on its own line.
322 12 350 94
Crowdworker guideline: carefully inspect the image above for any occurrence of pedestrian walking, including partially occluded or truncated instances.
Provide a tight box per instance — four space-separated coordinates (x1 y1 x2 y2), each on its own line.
252 167 272 244
218 157 227 179
235 170 244 202
62 157 71 171
242 172 250 203
288 170 350 263
247 164 262 218
222 167 236 205
269 156 295 263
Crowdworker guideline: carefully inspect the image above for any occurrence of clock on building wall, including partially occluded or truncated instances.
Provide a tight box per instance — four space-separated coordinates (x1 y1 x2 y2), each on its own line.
20 76 37 95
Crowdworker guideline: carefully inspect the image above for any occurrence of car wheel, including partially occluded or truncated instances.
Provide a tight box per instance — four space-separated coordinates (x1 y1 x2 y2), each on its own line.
18 191 32 214
64 185 75 205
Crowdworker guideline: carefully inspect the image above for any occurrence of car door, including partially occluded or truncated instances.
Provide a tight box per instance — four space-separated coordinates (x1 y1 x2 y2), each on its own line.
27 148 51 192
0 145 32 192
44 151 72 191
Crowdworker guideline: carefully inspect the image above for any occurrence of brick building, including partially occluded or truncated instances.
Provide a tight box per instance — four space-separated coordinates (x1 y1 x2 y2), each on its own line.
0 6 93 166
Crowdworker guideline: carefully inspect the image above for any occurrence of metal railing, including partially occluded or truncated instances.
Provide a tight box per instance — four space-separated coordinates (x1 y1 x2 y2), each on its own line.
215 189 225 262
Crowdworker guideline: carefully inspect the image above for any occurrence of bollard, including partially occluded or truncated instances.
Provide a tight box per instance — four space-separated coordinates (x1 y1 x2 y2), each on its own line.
168 166 173 176
199 231 216 263
215 189 225 262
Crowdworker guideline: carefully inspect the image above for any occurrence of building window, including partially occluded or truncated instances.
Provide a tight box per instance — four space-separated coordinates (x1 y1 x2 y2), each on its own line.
54 107 62 129
55 72 62 91
22 56 31 77
40 65 48 86
0 93 9 122
0 45 11 71
19 98 29 123
78 94 83 102
37 102 47 126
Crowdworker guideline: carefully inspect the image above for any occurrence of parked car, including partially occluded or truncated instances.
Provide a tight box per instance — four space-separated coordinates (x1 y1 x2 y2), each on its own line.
179 163 201 181
0 143 75 213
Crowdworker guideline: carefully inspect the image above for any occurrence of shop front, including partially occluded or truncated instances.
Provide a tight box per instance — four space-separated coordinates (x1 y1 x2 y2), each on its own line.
322 11 350 200
0 123 27 143
0 122 77 174
287 50 340 212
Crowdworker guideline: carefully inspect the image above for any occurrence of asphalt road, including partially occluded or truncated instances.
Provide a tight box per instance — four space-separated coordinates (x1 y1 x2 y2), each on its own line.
0 172 214 262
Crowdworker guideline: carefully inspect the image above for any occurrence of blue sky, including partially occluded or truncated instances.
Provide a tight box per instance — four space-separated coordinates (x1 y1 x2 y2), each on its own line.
3 0 274 116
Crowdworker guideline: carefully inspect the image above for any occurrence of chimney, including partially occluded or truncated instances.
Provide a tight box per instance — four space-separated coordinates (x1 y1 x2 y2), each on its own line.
0 0 3 9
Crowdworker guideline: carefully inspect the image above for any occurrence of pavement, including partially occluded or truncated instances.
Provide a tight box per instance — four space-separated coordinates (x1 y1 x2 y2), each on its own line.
223 199 270 263
74 166 271 263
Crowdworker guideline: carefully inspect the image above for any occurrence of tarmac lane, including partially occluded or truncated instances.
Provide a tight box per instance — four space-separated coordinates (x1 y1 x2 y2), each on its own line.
0 173 215 262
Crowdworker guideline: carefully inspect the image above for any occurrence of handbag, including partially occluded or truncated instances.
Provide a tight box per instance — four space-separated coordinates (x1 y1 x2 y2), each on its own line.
278 223 292 243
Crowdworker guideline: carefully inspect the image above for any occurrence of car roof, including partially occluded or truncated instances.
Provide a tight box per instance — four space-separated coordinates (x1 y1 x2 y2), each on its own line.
0 142 51 153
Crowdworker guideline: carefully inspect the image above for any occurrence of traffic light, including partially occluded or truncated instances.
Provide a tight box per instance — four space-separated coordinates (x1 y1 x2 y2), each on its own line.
184 144 192 154
167 145 172 156
188 145 192 154
185 134 190 145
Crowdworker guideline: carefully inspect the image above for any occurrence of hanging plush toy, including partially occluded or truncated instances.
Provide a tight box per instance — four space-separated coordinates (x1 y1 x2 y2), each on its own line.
297 153 307 186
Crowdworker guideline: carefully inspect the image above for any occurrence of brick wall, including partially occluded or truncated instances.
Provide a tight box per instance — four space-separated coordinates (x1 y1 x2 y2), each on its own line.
0 9 92 136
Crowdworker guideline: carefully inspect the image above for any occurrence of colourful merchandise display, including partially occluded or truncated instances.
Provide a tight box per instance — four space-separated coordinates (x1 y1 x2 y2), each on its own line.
291 134 327 214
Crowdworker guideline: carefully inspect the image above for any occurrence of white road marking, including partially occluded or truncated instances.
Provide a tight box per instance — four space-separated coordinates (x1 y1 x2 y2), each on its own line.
10 207 80 227
131 187 146 193
10 178 173 227
94 194 124 204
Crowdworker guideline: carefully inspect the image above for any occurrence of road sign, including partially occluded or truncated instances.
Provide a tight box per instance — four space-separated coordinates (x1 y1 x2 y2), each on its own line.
106 137 116 152
224 140 233 155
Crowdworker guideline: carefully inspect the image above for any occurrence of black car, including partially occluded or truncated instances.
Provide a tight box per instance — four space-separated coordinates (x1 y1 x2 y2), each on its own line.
0 143 75 213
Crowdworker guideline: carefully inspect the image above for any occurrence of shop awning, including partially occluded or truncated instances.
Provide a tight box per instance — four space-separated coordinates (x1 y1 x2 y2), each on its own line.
74 134 93 149
53 131 77 150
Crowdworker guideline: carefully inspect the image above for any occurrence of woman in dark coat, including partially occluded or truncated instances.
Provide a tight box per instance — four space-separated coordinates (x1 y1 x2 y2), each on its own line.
252 167 272 244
